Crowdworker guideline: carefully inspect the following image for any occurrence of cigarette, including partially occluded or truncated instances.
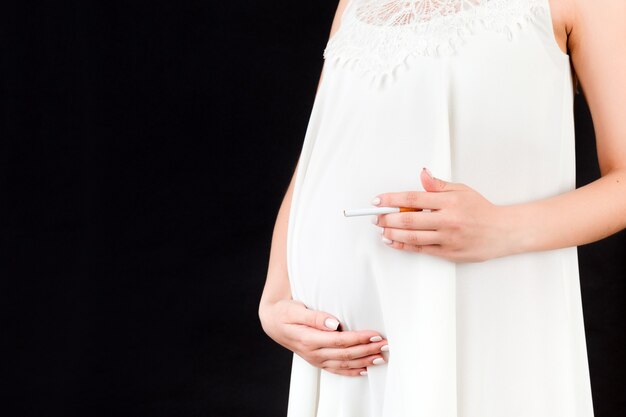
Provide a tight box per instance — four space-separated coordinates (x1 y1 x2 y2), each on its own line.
343 206 421 217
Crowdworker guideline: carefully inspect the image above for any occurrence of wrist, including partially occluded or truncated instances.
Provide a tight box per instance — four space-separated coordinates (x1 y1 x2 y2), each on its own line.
258 298 277 334
259 297 290 337
498 203 536 256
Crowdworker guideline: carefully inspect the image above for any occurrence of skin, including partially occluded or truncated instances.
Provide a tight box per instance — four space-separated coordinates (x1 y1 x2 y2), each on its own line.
259 0 626 376
378 0 626 260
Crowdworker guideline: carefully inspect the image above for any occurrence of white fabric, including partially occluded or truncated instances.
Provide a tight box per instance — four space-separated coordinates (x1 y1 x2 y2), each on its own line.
323 0 547 82
285 0 595 415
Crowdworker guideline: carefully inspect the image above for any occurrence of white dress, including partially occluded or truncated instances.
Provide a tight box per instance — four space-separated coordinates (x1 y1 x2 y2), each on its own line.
285 0 595 416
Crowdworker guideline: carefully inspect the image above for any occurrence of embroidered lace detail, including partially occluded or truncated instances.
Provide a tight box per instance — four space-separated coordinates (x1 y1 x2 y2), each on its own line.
323 0 548 83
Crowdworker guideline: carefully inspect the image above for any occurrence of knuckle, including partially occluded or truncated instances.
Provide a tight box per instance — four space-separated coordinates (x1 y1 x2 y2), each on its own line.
446 232 459 246
368 344 383 355
400 212 414 227
340 349 353 361
454 217 465 230
356 357 371 368
303 353 318 366
340 360 350 369
305 311 318 328
407 243 417 252
405 192 420 207
308 350 322 363
299 334 314 348
446 214 461 229
406 232 420 245
333 334 346 348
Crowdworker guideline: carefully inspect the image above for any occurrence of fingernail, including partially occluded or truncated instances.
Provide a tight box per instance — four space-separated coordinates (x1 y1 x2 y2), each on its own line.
371 197 381 206
379 227 385 235
360 371 368 376
381 345 389 352
324 318 340 330
370 216 378 225
373 358 385 365
423 167 433 178
382 236 392 244
369 335 383 342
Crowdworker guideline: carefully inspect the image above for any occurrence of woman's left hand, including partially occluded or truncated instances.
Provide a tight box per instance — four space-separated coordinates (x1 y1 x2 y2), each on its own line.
372 167 520 263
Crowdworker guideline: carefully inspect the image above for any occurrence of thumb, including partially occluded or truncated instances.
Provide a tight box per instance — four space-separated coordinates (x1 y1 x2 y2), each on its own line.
420 167 467 192
288 300 341 331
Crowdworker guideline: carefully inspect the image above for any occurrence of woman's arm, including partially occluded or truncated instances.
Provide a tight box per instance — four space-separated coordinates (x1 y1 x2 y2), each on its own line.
259 0 389 377
259 0 351 309
259 0 352 310
508 0 626 253
372 0 626 262
258 162 388 377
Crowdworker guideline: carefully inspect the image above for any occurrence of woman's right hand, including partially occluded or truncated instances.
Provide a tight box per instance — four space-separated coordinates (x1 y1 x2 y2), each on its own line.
259 299 389 377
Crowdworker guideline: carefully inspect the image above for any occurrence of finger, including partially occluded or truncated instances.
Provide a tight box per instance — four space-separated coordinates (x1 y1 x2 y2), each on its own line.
382 237 448 257
285 301 341 331
374 190 445 210
317 340 388 362
384 239 441 253
407 244 446 257
302 329 385 350
377 210 441 230
322 354 386 371
382 228 441 247
420 167 469 192
323 367 369 377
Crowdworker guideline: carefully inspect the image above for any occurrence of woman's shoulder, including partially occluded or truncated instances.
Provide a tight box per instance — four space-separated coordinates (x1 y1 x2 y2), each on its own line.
565 0 626 53
545 0 573 55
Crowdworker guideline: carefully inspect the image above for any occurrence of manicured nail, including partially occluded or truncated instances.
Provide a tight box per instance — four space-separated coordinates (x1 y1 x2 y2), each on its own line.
381 345 389 352
369 335 383 342
370 216 378 225
423 167 433 178
360 371 368 376
324 318 340 330
371 197 381 206
373 358 385 365
382 236 392 244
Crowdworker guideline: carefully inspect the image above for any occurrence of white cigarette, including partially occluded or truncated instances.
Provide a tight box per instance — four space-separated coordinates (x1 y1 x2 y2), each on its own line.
343 207 401 217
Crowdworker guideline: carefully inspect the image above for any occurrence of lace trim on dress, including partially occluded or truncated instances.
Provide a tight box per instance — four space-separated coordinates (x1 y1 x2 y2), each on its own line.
322 0 549 83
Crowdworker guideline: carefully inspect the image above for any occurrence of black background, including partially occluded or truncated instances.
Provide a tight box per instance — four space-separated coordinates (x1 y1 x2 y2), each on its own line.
2 1 624 416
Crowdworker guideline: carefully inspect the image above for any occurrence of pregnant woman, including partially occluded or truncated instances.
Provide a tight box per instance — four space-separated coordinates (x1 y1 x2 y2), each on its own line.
259 0 625 415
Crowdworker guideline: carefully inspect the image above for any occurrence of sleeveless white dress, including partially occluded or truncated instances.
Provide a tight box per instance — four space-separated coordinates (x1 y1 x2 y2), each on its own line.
285 0 595 416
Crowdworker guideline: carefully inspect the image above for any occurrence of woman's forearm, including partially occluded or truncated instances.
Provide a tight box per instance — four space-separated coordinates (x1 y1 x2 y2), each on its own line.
506 168 626 254
260 49 331 314
259 162 298 317
259 0 350 316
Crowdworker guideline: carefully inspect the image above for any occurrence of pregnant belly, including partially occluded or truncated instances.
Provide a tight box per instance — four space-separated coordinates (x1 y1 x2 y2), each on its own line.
286 94 455 336
289 188 387 333
288 172 458 397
